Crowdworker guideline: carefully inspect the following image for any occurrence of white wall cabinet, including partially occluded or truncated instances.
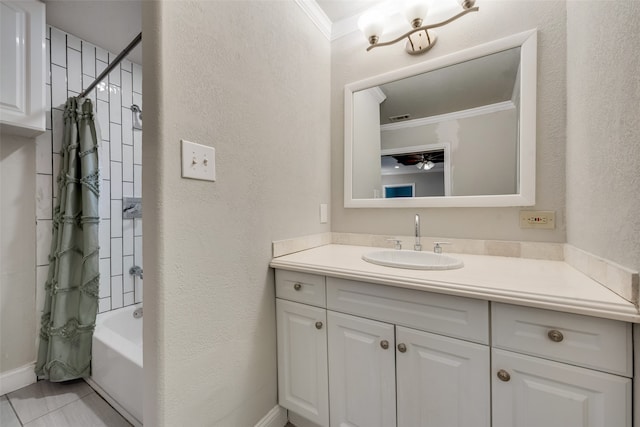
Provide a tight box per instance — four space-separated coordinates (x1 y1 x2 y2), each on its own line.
274 270 633 427
0 0 46 137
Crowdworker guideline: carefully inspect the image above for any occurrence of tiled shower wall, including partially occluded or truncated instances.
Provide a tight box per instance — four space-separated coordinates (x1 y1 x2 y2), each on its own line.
35 26 143 315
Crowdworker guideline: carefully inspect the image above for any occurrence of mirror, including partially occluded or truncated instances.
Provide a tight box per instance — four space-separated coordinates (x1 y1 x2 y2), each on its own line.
345 30 537 208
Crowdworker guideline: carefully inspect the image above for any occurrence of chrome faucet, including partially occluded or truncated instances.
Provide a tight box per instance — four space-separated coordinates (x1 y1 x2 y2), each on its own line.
129 265 143 280
414 214 422 251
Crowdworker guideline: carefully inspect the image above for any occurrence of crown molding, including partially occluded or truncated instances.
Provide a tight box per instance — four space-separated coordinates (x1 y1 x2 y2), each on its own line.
294 0 332 40
380 101 515 132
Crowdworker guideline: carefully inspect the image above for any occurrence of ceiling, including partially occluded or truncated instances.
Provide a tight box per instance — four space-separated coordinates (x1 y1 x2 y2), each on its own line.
43 0 382 66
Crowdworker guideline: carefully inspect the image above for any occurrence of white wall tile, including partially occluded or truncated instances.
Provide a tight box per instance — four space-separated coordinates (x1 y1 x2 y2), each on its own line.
123 255 134 292
36 220 53 266
66 34 80 51
108 53 121 86
121 70 132 108
99 258 111 298
51 109 63 153
46 102 52 130
123 220 134 256
100 142 110 179
134 165 142 197
95 47 108 62
52 153 61 185
121 107 133 145
134 278 143 304
99 183 110 219
50 28 66 67
96 100 110 140
109 123 122 161
124 292 134 306
36 174 53 220
134 236 143 267
82 42 95 77
109 86 122 124
132 64 142 93
121 60 132 74
123 182 133 198
110 276 123 309
99 219 111 259
110 199 122 238
35 131 53 174
111 238 123 275
122 145 133 182
96 61 108 101
134 219 142 237
46 83 51 114
132 92 142 110
51 65 67 108
67 48 82 94
81 77 96 104
111 162 122 199
133 130 142 164
99 297 111 313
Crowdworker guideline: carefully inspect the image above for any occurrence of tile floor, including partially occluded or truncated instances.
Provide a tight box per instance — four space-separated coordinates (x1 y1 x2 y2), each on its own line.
1 380 131 426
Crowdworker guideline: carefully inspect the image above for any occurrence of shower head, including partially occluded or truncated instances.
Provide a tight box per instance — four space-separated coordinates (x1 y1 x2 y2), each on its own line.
131 104 142 130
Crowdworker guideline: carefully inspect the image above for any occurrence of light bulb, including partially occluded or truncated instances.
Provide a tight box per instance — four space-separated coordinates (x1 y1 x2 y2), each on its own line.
416 162 424 170
358 10 386 44
403 0 429 28
424 160 435 170
457 0 476 9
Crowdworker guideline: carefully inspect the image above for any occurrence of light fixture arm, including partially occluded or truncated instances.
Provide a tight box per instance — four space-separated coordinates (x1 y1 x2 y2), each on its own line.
366 6 479 52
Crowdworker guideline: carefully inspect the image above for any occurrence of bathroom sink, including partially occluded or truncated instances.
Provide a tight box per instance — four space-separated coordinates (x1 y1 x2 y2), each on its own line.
362 250 464 270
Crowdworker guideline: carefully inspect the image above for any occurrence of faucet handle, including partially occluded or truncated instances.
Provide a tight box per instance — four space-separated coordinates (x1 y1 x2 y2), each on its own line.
433 242 451 253
386 238 403 250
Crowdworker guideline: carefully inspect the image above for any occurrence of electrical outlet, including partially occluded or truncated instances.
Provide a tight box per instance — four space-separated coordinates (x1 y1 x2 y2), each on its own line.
320 204 328 224
181 139 215 182
519 210 555 229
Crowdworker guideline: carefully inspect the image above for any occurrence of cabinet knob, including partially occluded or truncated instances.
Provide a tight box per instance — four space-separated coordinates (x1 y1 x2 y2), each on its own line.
380 340 389 350
315 321 323 330
397 343 407 353
547 329 564 342
497 369 511 382
293 283 302 291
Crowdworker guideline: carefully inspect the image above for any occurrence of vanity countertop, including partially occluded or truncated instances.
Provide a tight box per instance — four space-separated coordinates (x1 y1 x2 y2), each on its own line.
270 244 640 323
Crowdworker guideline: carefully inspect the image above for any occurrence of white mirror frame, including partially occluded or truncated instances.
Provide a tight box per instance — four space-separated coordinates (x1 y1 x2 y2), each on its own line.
344 29 537 208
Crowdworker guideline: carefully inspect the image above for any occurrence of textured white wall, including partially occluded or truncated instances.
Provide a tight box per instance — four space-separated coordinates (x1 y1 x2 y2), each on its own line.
0 135 36 374
566 1 640 273
142 1 330 425
332 0 567 241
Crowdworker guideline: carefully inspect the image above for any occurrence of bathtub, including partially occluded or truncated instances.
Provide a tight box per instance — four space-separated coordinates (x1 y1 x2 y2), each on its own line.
87 305 143 426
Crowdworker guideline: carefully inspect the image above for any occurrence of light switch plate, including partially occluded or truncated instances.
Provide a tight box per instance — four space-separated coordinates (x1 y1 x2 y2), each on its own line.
181 139 215 181
519 210 555 229
320 204 328 224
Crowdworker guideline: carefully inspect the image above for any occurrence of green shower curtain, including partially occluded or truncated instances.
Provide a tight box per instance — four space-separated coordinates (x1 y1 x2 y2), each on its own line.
36 97 101 382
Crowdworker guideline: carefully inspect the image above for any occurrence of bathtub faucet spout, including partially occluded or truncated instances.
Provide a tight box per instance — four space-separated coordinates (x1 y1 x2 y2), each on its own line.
129 265 143 280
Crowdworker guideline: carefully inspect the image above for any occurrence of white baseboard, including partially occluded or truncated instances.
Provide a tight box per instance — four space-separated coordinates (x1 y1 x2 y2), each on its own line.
255 405 287 427
0 363 37 395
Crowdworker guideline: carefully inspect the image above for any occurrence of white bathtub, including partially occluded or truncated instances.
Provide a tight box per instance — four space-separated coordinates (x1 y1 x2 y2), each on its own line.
87 305 143 426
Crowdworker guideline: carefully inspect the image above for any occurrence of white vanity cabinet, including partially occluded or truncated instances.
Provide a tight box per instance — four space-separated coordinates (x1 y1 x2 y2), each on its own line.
0 0 46 137
275 269 634 427
491 303 632 427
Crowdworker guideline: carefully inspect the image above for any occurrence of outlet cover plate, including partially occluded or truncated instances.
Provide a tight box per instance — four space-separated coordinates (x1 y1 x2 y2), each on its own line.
181 139 215 181
519 210 555 229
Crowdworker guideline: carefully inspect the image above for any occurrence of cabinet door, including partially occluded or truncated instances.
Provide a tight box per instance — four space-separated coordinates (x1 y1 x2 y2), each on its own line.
0 0 45 136
492 349 631 427
396 326 490 427
328 311 396 427
276 299 329 427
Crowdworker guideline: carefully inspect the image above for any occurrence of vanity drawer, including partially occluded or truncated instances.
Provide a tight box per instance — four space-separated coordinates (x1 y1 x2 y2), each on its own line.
275 270 326 308
491 303 632 377
326 277 489 344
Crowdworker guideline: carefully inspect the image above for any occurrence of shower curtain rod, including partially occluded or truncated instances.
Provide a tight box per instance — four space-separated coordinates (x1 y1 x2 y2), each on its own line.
79 32 142 99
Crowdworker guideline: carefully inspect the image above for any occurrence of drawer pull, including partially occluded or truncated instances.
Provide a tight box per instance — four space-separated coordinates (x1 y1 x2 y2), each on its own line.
397 343 407 353
315 321 323 330
293 283 302 291
497 369 511 382
547 329 564 343
380 340 389 350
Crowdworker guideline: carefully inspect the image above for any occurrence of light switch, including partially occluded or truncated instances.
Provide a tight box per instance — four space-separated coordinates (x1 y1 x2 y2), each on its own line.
320 204 328 224
181 139 215 182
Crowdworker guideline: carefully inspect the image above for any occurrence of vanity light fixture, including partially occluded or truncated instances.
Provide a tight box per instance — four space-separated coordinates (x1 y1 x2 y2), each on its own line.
358 0 479 55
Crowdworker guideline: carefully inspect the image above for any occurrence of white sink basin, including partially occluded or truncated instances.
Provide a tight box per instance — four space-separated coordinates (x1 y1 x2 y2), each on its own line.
362 250 464 270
